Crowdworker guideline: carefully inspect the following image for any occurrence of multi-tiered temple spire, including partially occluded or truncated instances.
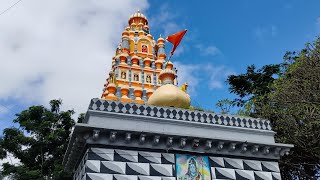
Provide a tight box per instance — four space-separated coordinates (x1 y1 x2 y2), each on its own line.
101 10 190 107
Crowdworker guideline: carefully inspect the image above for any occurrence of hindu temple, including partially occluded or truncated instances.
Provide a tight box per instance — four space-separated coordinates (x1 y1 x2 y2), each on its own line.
63 10 293 180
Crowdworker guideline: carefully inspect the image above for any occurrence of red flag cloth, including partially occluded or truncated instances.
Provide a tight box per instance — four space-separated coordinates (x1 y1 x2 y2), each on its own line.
166 29 187 56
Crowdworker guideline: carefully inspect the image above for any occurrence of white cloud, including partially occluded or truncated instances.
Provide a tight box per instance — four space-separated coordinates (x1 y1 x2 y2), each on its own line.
172 44 186 57
149 4 181 37
174 62 235 96
0 105 11 115
148 3 186 56
163 22 181 38
195 44 221 56
174 62 201 96
0 153 20 179
0 0 148 114
0 153 20 167
253 25 278 41
204 65 235 90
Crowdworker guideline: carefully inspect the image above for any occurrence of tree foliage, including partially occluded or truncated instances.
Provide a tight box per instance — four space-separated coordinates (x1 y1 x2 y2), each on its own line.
0 99 75 180
215 99 233 114
77 113 85 123
228 64 281 107
226 37 320 179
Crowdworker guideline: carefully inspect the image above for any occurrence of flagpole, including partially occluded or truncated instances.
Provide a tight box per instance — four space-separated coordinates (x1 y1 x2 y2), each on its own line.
167 54 172 62
165 37 172 62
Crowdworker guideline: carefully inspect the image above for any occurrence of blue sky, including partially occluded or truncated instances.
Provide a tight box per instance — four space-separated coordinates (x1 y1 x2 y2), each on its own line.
0 0 319 134
147 0 320 110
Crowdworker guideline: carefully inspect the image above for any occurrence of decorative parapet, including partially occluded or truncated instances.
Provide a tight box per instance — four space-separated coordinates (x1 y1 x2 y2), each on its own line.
87 98 272 131
63 98 293 172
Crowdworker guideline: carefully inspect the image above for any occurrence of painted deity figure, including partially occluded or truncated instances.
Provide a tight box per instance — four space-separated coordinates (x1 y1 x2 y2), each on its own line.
108 71 116 84
121 72 126 79
134 74 139 81
116 43 122 55
180 158 202 180
146 75 151 83
142 45 148 53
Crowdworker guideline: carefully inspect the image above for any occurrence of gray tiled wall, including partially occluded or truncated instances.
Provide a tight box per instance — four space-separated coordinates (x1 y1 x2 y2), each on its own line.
74 148 281 180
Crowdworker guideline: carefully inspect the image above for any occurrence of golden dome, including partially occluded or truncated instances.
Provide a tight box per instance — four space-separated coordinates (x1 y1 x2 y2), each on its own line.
147 65 191 108
128 10 148 25
148 84 191 108
129 10 148 20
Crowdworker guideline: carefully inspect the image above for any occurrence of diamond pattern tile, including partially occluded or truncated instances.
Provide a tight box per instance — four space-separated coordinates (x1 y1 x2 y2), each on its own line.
75 148 282 180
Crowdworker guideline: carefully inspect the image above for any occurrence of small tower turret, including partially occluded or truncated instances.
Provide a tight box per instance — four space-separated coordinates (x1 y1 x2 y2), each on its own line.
157 35 166 60
121 35 130 54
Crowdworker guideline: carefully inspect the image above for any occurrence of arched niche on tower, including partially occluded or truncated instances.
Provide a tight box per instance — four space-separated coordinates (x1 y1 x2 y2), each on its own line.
137 39 152 56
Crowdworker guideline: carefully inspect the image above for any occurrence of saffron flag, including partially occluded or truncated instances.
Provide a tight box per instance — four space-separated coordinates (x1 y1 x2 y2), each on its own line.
166 29 187 56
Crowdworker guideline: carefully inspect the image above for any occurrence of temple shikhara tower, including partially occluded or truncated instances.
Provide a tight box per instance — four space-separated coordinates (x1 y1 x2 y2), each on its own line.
64 10 293 180
101 10 187 107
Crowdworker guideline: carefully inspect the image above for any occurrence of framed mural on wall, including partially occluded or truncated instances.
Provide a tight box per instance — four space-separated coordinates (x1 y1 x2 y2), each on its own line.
176 154 211 180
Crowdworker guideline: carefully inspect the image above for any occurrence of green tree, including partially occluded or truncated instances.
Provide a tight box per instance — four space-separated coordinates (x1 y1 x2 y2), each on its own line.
215 99 233 114
226 37 320 179
77 113 85 123
227 63 281 115
0 99 75 180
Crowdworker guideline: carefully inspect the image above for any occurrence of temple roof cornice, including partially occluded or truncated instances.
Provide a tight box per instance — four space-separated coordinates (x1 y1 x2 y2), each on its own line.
63 99 293 171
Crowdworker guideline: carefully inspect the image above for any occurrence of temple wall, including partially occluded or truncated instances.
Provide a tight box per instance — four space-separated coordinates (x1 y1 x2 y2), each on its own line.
73 147 281 180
